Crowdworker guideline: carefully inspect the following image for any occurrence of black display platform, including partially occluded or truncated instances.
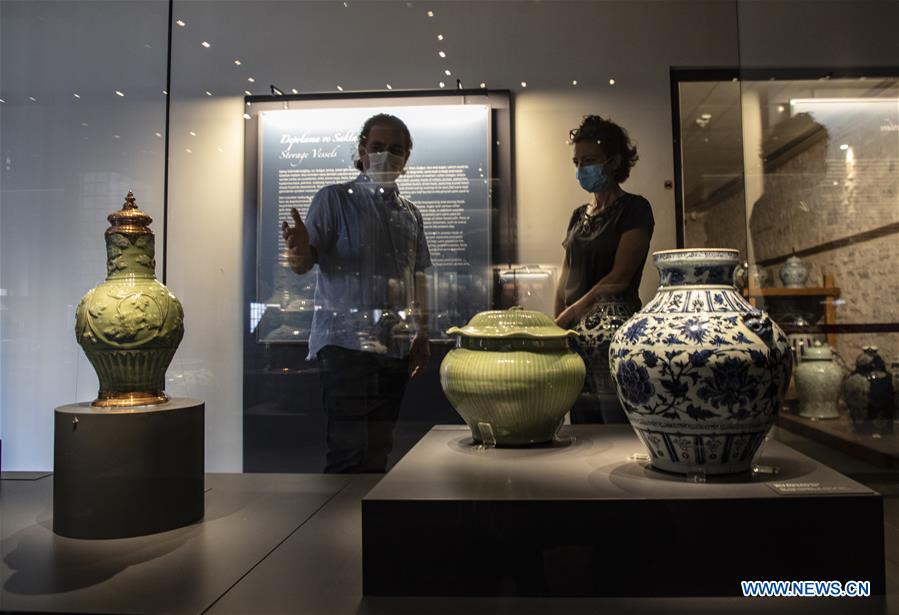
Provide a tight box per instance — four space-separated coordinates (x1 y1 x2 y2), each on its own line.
362 425 886 598
53 398 205 539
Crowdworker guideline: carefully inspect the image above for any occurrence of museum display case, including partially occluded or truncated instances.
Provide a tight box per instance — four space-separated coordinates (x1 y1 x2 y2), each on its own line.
675 70 899 472
1 0 897 612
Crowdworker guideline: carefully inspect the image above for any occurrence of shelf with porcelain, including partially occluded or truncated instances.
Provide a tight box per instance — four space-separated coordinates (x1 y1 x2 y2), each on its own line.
743 273 840 346
743 287 841 298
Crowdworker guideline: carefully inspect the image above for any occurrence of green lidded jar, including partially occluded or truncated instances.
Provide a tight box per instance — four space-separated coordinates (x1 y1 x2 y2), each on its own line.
440 307 585 446
795 341 842 419
75 192 184 407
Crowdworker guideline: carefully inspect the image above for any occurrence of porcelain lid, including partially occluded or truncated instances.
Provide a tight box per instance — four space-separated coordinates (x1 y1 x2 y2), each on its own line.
446 307 576 339
802 341 833 361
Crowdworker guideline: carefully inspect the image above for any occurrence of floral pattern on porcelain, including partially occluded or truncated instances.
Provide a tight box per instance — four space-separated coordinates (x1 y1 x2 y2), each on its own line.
609 249 792 475
779 255 809 288
572 299 636 397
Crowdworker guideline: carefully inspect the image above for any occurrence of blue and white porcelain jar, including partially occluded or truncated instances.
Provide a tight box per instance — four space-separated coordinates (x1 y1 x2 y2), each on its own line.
779 255 809 288
609 249 793 475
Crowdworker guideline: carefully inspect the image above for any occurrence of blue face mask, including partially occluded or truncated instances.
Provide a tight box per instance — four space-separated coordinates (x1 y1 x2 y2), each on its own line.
576 164 610 193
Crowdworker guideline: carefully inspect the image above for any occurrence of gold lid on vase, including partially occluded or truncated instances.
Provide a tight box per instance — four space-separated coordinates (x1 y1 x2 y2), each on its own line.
106 191 154 236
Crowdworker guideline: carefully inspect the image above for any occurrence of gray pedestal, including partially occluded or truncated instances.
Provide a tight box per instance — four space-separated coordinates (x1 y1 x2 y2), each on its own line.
53 398 204 539
363 425 885 597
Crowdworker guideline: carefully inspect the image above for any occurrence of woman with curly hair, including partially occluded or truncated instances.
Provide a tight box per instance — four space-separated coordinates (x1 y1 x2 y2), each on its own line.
555 115 655 423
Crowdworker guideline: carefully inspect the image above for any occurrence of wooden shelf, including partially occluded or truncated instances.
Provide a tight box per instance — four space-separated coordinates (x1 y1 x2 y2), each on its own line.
745 273 841 346
743 287 841 298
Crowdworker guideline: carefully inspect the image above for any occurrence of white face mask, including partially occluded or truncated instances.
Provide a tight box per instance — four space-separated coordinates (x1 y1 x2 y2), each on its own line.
365 151 405 185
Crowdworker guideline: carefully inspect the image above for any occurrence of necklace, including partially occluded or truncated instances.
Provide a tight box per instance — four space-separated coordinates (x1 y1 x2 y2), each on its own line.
580 193 624 232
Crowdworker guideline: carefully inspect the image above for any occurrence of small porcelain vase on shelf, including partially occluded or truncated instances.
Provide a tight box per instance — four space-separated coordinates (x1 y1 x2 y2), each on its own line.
441 307 585 446
609 249 792 475
75 192 184 407
779 255 809 288
844 346 894 436
795 341 842 419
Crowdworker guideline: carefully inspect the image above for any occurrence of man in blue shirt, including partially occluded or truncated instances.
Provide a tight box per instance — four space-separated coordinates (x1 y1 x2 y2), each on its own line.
282 114 431 473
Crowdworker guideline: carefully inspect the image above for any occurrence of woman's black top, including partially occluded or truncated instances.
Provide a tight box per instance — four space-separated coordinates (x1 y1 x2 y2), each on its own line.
562 193 655 308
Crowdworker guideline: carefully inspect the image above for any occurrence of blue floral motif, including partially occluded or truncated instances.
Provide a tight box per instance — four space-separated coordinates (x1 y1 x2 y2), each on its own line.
641 350 659 368
690 349 714 367
662 268 686 285
696 357 757 411
679 317 709 344
622 318 649 343
663 333 682 346
616 359 656 405
694 266 730 285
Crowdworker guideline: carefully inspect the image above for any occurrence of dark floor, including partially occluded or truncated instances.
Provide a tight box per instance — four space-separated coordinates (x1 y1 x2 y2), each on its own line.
1 425 897 615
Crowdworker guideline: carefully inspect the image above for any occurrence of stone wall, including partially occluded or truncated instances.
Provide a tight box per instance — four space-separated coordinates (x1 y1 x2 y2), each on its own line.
688 110 899 368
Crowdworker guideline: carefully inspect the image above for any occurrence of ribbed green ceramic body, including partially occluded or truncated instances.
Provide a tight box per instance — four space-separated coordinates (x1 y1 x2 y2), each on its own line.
75 229 184 404
440 309 585 446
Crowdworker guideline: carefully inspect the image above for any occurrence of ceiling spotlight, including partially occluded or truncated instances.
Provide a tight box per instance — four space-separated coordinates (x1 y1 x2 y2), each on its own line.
386 84 393 90
427 10 434 17
480 82 486 88
439 81 446 88
700 113 712 119
438 51 446 58
444 69 452 76
81 122 88 126
234 59 241 65
201 41 211 48
839 144 849 150
29 96 37 102
0 99 5 103
437 34 444 40
189 131 197 136
205 91 213 96
73 93 81 98
270 85 284 96
162 90 168 95
572 80 578 86
609 78 616 85
521 81 527 88
777 105 785 113
185 148 192 153
248 77 255 83
337 85 344 91
176 19 186 27
243 113 251 120
245 90 252 95
155 132 162 137
291 88 298 94
115 90 124 97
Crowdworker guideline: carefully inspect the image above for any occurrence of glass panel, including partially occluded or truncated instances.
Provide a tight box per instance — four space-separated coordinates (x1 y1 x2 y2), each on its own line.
680 79 747 257
0 1 168 470
165 0 741 472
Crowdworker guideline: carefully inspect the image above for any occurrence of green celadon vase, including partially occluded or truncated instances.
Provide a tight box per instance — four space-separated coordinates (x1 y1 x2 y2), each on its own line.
441 307 585 446
75 192 184 407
